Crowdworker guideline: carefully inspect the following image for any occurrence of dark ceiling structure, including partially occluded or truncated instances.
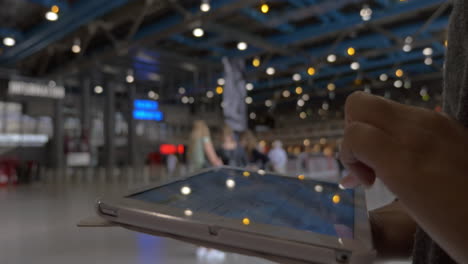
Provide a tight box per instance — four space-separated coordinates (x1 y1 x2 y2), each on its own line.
0 0 449 113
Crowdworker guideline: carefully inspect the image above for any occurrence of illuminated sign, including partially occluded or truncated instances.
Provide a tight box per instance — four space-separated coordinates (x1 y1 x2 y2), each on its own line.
8 81 65 99
0 134 49 147
134 100 158 110
160 144 185 155
133 110 163 121
133 99 163 121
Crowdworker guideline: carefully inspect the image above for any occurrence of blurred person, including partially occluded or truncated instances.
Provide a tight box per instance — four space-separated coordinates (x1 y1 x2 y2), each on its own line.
218 125 248 167
339 2 468 261
166 153 178 177
188 120 223 172
239 130 269 169
268 140 287 174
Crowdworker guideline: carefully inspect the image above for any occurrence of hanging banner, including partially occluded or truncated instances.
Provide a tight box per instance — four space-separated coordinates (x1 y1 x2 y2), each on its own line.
222 57 247 131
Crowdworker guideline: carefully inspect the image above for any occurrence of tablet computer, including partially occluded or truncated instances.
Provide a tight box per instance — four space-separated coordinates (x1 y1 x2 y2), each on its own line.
96 167 375 263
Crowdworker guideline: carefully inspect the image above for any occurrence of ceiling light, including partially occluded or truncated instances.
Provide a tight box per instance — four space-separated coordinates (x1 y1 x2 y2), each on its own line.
327 54 337 63
292 73 302 82
307 67 316 76
249 112 257 120
245 97 253 104
424 57 433 65
260 3 269 13
302 94 310 101
252 57 261 67
178 87 186 94
327 83 336 92
347 47 356 56
45 11 58 21
148 91 159 100
265 99 272 107
395 69 404 78
246 83 254 91
200 0 210 12
379 73 388 82
402 44 412 52
189 97 195 104
94 85 103 94
181 96 189 104
282 90 290 98
404 36 413 44
3 37 15 47
206 91 214 98
350 62 360 70
394 80 403 88
297 99 305 107
295 86 303 94
237 42 248 51
126 75 134 83
71 38 81 53
360 5 372 21
299 112 307 119
71 44 81 53
266 67 275 75
420 87 428 97
51 5 59 13
192 28 204 37
423 47 433 56
217 78 225 86
216 86 224 94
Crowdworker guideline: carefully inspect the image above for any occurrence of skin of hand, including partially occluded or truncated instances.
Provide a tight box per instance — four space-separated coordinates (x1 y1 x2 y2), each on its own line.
369 201 417 260
340 91 468 263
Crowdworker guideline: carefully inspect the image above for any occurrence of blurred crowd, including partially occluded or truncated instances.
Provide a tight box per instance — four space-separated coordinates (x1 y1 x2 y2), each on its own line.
179 120 342 182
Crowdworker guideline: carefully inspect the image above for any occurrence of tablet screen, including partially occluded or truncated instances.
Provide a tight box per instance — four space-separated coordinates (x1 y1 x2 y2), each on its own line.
129 168 354 239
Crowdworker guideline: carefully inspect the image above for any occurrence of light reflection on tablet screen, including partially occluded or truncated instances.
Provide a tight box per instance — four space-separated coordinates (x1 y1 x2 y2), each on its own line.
130 168 354 239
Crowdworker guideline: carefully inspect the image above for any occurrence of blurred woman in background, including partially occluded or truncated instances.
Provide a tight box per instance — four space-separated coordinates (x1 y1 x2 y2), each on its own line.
188 120 223 172
239 130 269 169
218 125 248 167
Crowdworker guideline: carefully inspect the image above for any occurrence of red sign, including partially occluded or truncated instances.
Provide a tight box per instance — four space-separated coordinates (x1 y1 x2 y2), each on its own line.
160 144 185 155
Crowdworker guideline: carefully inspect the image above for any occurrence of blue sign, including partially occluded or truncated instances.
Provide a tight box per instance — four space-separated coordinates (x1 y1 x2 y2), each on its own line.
134 100 159 111
133 110 164 121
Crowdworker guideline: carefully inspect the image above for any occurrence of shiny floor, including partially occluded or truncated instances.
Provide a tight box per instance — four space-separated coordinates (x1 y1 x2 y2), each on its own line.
0 167 407 264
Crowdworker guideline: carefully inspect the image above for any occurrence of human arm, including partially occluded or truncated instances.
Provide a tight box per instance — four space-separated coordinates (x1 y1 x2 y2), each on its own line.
340 92 468 263
203 138 223 166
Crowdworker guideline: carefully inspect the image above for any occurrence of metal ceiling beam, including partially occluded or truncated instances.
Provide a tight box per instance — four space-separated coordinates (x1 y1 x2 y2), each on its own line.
205 23 293 56
241 8 295 33
50 0 259 76
265 0 362 29
26 0 69 10
271 0 445 45
0 0 132 65
245 16 448 76
228 0 446 61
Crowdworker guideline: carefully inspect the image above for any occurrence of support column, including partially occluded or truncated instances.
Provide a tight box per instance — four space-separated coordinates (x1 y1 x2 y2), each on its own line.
104 80 115 176
53 99 64 169
127 84 137 168
80 77 91 135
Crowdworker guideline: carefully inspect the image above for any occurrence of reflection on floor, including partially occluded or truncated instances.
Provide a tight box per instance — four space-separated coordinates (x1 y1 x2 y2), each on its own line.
0 167 406 264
